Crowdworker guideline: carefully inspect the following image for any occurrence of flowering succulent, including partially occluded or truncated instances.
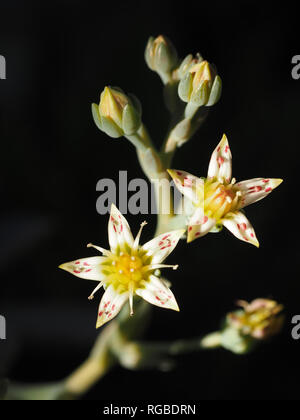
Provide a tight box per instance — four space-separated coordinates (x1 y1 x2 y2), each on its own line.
168 134 282 246
7 35 284 401
59 204 184 328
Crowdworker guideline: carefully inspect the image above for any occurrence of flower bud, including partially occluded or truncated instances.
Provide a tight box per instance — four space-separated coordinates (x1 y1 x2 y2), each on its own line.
220 299 284 354
228 299 284 340
92 86 142 138
145 35 178 80
178 59 222 107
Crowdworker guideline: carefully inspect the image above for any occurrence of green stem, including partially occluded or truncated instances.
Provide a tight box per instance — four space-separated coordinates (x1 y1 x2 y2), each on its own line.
64 322 118 397
162 104 209 155
168 332 222 354
158 71 172 85
126 124 177 236
184 101 199 119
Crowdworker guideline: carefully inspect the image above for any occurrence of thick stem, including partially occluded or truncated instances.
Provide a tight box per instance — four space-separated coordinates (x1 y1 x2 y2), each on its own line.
158 71 172 85
64 321 118 397
164 331 222 354
162 104 209 155
64 353 114 397
184 101 199 119
126 124 176 236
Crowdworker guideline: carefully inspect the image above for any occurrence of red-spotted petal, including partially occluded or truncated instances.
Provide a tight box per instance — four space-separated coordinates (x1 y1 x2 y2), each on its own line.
235 178 283 209
141 229 185 264
108 203 134 252
136 275 179 311
167 169 203 205
96 284 129 328
59 256 106 281
207 134 232 182
222 211 259 247
187 215 216 242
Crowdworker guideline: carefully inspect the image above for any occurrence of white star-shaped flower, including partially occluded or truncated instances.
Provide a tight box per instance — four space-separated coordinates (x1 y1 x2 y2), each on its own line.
168 134 282 247
59 204 184 328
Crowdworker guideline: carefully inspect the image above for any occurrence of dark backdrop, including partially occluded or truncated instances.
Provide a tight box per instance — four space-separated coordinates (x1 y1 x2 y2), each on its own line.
0 0 299 400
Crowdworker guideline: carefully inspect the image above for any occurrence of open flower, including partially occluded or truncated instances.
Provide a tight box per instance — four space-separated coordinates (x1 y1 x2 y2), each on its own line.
59 204 184 328
168 134 282 246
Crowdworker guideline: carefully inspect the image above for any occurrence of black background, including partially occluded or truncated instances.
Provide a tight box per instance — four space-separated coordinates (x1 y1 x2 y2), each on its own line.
0 0 299 400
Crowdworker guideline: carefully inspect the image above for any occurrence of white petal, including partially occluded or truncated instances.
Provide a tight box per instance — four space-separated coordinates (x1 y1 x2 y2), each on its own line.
235 178 283 209
136 275 179 311
167 169 203 205
222 211 259 247
188 206 206 226
142 229 185 264
96 284 129 328
207 134 232 182
187 215 216 242
108 203 134 252
59 256 107 281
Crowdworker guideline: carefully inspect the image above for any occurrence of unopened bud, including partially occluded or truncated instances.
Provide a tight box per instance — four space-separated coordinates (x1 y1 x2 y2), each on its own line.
92 86 142 138
220 298 284 354
145 35 178 82
178 59 222 107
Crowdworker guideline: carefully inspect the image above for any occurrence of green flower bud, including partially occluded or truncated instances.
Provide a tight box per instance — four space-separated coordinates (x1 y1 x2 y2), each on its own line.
145 35 178 81
92 86 142 138
178 59 222 107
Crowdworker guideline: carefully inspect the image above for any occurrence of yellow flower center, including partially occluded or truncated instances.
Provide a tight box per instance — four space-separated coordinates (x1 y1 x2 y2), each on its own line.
197 178 241 221
101 249 153 294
